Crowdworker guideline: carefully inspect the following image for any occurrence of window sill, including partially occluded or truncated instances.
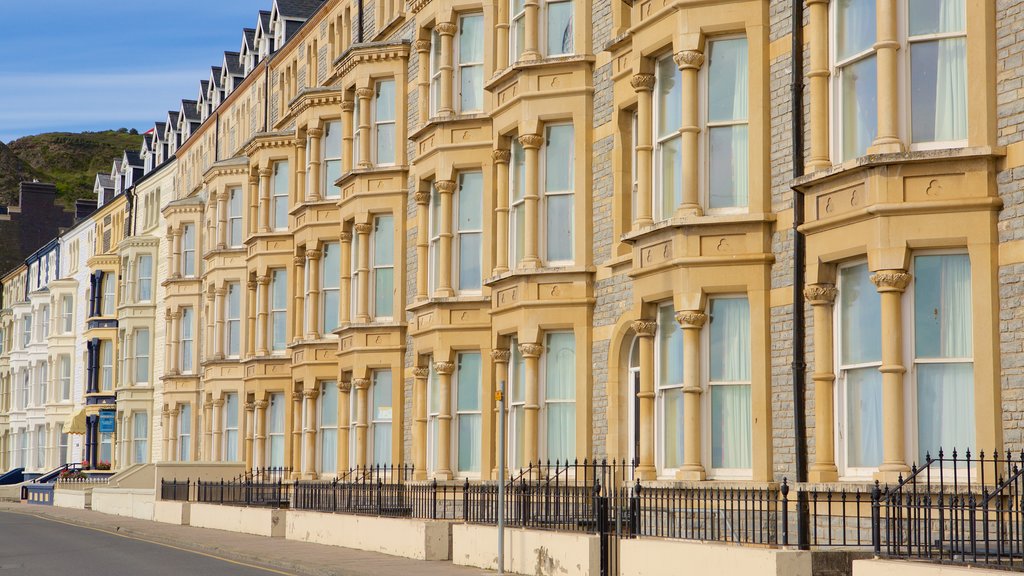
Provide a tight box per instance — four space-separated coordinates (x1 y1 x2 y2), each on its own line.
486 53 597 91
621 211 776 244
484 264 595 286
409 113 492 141
407 294 491 312
793 145 1004 190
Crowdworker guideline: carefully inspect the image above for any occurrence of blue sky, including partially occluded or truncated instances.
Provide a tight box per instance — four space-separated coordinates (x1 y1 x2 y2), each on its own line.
0 1 265 143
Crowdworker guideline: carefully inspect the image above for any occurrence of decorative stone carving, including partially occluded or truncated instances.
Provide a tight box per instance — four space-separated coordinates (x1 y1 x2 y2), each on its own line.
433 361 455 375
412 367 430 378
341 100 354 112
414 191 431 205
673 50 705 70
435 22 458 36
302 389 319 400
434 180 456 194
257 275 270 286
674 311 707 328
338 380 352 392
490 349 511 363
804 284 838 304
492 149 511 164
259 168 273 178
306 248 323 261
353 378 370 390
354 223 373 235
413 39 432 52
517 134 544 149
518 343 543 357
254 400 268 409
630 73 655 92
631 319 657 336
871 270 911 291
306 127 323 138
355 87 375 100
340 230 353 242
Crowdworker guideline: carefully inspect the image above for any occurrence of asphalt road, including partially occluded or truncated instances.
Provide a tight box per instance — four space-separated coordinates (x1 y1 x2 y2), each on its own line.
0 509 289 576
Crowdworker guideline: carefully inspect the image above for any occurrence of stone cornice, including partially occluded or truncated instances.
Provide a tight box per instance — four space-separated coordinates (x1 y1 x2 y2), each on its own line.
335 41 411 84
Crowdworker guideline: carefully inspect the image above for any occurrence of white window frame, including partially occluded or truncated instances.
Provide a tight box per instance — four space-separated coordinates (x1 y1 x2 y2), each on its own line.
323 120 343 197
510 0 526 63
543 0 573 57
267 393 285 467
654 53 682 222
61 295 73 334
703 296 752 479
226 282 241 357
133 411 148 464
59 354 71 401
270 269 287 352
178 404 192 461
509 140 526 267
370 215 394 320
655 303 684 477
372 80 396 166
100 340 113 392
370 370 393 466
427 362 440 474
271 161 290 230
228 187 244 247
318 381 339 474
223 393 239 461
456 13 484 114
455 172 483 293
182 224 196 278
321 242 341 334
507 338 526 469
137 254 153 302
428 184 442 295
40 304 49 339
541 123 574 265
831 0 878 162
180 307 193 374
455 351 482 476
429 28 442 117
702 36 750 214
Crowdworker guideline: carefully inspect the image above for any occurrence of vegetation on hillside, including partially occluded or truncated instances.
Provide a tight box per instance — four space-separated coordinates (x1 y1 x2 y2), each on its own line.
1 129 142 207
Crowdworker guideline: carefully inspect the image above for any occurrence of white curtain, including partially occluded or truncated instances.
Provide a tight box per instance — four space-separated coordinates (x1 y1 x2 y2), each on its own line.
710 298 751 469
658 305 684 469
545 333 576 462
846 367 883 467
934 0 966 141
457 353 482 473
372 371 393 466
320 384 338 473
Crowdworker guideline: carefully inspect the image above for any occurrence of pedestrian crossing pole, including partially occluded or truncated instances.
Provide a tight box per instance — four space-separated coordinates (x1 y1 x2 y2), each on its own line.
496 380 506 575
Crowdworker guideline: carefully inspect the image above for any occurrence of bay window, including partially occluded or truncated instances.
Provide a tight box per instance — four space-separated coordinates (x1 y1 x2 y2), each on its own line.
457 14 484 113
135 328 150 383
61 295 73 333
373 80 396 165
510 0 526 62
323 120 342 197
371 215 394 319
228 187 244 247
508 341 526 469
545 0 573 56
322 242 340 333
182 224 196 277
430 28 442 117
268 393 285 467
371 370 392 465
708 297 751 473
100 340 113 392
427 364 440 473
133 412 148 464
271 161 289 230
908 0 966 145
456 352 482 473
655 55 682 220
657 304 684 471
224 393 239 461
456 172 482 292
226 282 241 357
913 253 973 460
706 38 749 210
543 124 574 264
59 355 70 401
40 304 49 339
510 140 526 266
352 96 361 166
429 185 442 294
22 315 30 347
319 381 338 473
179 404 192 461
137 254 153 301
270 269 287 351
834 0 878 160
102 273 115 316
837 262 883 475
543 332 575 462
350 229 360 318
180 307 193 374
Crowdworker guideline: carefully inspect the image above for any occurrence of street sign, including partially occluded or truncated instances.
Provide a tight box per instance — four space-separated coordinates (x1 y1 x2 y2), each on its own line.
98 411 116 434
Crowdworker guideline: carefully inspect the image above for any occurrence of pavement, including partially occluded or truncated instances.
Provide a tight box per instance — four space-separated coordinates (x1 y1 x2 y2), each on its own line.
0 501 494 576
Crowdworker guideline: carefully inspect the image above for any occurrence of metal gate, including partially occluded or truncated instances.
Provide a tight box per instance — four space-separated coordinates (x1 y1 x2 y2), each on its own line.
597 480 638 576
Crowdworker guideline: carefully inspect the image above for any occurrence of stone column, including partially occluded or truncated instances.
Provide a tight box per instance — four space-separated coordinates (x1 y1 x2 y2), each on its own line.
248 173 259 236
674 50 704 216
490 350 511 479
306 248 322 339
493 149 511 275
870 0 903 154
807 284 839 482
631 73 655 228
340 230 352 324
496 0 509 70
519 342 543 467
806 0 832 171
434 360 455 479
522 0 540 61
412 366 429 480
295 136 307 204
246 279 257 358
415 190 430 300
872 270 912 481
304 388 319 478
205 290 216 362
293 255 306 343
169 408 180 461
212 398 224 461
171 228 182 279
354 223 372 322
162 408 170 462
436 22 457 117
254 399 267 469
354 378 370 468
291 390 302 478
169 311 181 376
341 100 354 172
632 319 657 480
356 87 374 168
215 287 226 360
217 190 228 249
518 134 543 268
414 39 432 125
203 400 213 462
259 167 272 233
307 127 323 201
676 310 706 480
338 379 351 471
256 275 270 356
435 180 456 296
244 401 255 470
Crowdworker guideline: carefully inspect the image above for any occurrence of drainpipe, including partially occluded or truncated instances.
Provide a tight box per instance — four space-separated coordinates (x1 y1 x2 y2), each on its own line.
264 62 271 132
790 0 810 551
357 0 364 43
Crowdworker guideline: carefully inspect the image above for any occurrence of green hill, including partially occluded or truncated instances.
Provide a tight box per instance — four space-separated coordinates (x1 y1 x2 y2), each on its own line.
1 129 143 207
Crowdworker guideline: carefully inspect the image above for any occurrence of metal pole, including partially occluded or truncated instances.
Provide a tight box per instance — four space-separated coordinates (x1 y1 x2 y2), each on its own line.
497 379 506 575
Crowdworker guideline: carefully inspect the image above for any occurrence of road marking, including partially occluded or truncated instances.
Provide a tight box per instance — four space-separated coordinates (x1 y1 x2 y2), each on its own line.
0 509 297 576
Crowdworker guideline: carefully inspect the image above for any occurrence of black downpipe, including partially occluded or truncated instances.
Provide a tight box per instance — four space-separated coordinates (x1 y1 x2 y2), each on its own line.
790 0 810 551
357 0 364 43
264 62 271 132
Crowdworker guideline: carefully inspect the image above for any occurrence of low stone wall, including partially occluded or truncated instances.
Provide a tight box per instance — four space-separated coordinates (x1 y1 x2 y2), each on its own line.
854 559 1010 576
619 538 812 576
152 500 190 525
451 524 600 576
53 489 91 509
189 503 286 538
91 488 155 520
286 510 452 561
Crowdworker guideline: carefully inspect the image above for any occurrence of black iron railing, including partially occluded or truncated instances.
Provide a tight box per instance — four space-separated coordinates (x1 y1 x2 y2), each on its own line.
161 467 293 508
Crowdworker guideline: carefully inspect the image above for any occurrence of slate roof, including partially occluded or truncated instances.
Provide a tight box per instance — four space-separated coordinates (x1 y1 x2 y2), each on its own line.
242 28 256 50
223 52 243 76
180 100 199 121
276 0 325 19
124 150 142 167
211 67 223 88
258 10 272 32
167 111 180 126
96 173 114 189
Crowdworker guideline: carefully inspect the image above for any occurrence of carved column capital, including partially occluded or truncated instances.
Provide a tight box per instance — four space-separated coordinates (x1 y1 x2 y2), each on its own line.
435 22 458 36
353 378 371 390
804 283 838 305
517 134 544 149
871 270 912 292
674 50 705 71
434 180 456 194
244 401 255 412
293 255 306 266
258 167 273 178
355 87 375 100
630 73 656 92
302 389 320 400
340 230 353 242
354 222 373 235
213 399 225 407
413 367 430 379
492 149 511 164
341 100 355 112
518 343 543 358
490 349 511 363
414 191 431 205
413 39 432 53
306 127 324 139
433 361 455 375
254 400 268 409
247 279 257 290
631 319 658 337
675 311 707 329
306 248 323 261
256 275 270 286
338 380 352 392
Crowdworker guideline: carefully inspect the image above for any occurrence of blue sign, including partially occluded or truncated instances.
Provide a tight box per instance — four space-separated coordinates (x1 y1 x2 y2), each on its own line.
98 411 116 434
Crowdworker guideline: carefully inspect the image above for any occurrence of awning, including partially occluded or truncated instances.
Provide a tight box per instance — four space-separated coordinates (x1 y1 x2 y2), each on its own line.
63 408 88 435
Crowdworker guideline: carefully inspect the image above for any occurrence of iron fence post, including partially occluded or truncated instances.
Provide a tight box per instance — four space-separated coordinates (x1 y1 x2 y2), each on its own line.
781 478 789 547
872 481 881 556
